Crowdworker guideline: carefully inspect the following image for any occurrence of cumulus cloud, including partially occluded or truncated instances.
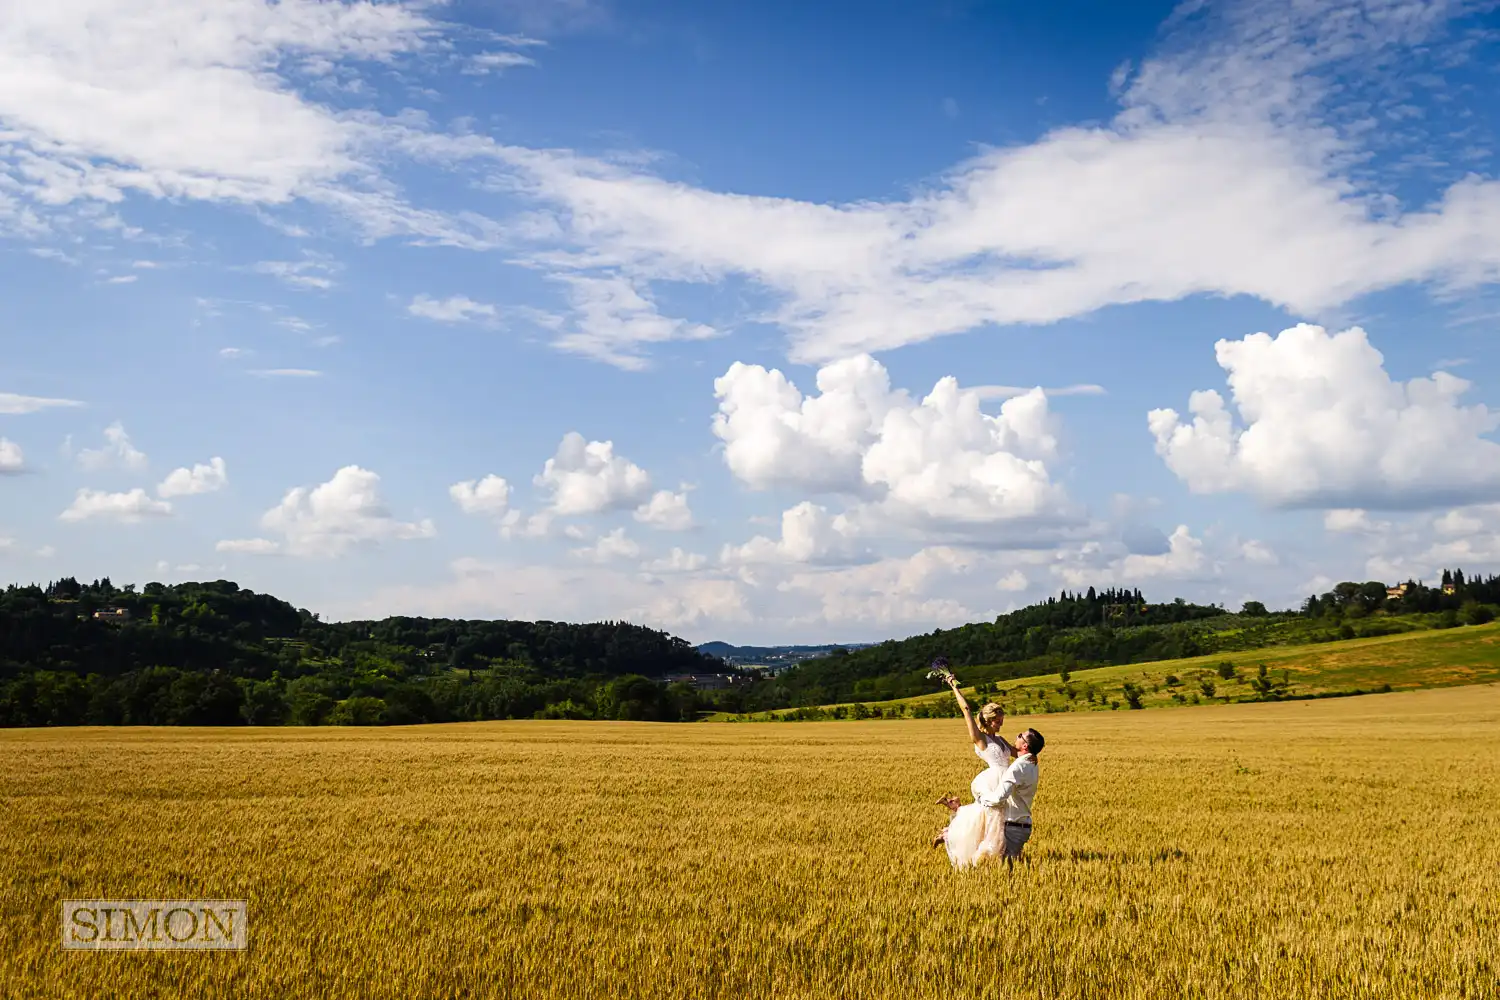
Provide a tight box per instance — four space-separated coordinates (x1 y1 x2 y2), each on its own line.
228 465 435 558
342 556 750 632
498 510 555 540
1053 526 1213 589
76 422 147 471
1239 540 1279 566
157 457 227 497
713 355 1073 535
0 391 83 414
535 431 652 516
60 488 172 523
633 489 693 531
969 384 1106 400
1324 509 1389 534
643 547 708 573
776 547 989 631
409 294 497 322
571 527 641 563
721 502 864 567
0 438 24 474
1149 324 1500 510
449 474 512 516
216 538 281 555
996 569 1029 592
1120 525 1207 579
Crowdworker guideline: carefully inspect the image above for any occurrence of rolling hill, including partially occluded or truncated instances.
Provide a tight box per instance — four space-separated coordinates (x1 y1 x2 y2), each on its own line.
720 621 1500 721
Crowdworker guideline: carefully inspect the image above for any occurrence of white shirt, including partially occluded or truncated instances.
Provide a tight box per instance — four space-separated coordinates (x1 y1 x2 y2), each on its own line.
974 752 1038 824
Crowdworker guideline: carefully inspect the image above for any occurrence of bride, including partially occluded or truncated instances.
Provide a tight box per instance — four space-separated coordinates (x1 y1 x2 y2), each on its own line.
929 663 1015 868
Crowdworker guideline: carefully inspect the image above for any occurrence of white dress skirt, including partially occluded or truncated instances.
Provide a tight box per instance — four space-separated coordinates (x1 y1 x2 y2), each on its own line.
944 736 1013 869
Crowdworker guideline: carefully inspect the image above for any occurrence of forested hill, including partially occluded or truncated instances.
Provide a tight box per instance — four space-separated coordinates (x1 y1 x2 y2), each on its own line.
733 588 1237 707
0 577 724 727
721 575 1500 710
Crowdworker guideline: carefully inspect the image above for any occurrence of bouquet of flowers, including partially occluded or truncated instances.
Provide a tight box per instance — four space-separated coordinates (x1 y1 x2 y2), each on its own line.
926 656 957 686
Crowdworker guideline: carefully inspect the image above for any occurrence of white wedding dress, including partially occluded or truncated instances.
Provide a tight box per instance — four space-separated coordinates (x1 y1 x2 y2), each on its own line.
944 734 1014 869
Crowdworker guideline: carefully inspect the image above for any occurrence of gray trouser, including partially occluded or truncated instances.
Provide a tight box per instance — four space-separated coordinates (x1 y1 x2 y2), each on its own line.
1002 822 1032 859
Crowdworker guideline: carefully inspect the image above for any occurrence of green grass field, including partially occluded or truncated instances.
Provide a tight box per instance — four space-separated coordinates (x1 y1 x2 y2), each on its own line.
2 685 1497 998
725 621 1500 721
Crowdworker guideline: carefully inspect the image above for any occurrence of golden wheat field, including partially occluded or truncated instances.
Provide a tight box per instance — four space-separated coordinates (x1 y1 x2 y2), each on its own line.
2 685 1498 1000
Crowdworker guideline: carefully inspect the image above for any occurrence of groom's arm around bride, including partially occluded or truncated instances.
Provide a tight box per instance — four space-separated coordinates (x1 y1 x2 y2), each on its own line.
974 728 1045 863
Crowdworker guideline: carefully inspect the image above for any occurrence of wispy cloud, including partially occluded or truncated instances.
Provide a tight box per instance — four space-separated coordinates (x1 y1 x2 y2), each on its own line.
0 391 83 415
408 294 498 322
252 257 338 291
250 368 322 378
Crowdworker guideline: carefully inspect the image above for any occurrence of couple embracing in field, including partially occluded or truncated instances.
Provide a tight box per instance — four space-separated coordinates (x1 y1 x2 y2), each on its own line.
927 658 1044 870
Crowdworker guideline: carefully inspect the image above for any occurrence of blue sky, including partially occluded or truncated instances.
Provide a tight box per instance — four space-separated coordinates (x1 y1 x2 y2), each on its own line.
5 0 1500 644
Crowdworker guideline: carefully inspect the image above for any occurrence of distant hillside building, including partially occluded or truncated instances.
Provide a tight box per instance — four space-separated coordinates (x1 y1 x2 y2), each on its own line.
92 607 132 623
660 673 737 691
1386 583 1409 601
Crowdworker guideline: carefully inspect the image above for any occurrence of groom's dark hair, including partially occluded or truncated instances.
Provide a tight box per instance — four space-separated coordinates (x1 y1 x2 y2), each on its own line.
1022 728 1045 755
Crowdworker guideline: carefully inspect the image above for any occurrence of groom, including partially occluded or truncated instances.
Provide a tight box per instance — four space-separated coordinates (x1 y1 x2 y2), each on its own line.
974 728 1044 863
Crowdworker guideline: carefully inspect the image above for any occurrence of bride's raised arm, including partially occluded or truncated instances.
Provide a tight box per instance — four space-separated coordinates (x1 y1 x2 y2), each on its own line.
945 675 986 751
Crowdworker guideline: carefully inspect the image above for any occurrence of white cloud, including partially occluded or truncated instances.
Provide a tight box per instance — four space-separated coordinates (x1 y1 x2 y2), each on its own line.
250 368 322 378
253 258 337 290
216 538 281 555
252 465 435 558
643 547 707 573
970 384 1106 400
408 294 497 322
0 0 433 220
219 347 250 359
104 274 138 285
1433 509 1484 536
1324 509 1389 534
449 475 511 516
464 51 537 75
157 456 227 497
1052 526 1213 590
713 355 1073 535
1332 503 1500 587
0 391 83 414
776 547 988 631
996 569 1029 591
535 431 652 515
1149 324 1500 510
499 510 554 540
60 488 172 523
633 489 693 531
530 274 717 371
474 3 1500 367
0 438 23 474
341 556 750 632
1119 525 1207 579
1239 540 1280 566
76 421 147 471
721 502 864 567
571 527 641 563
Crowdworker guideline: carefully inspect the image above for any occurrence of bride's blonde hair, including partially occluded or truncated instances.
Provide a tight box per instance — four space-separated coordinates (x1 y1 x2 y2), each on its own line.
977 702 1004 729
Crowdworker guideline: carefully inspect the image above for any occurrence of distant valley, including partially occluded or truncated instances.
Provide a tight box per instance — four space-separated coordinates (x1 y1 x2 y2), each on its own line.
696 641 877 670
